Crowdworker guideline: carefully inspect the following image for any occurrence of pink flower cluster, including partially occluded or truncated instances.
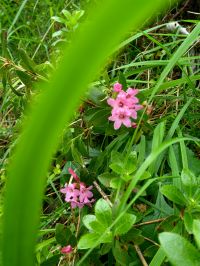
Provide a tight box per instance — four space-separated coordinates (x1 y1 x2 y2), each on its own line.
60 168 94 208
107 82 143 130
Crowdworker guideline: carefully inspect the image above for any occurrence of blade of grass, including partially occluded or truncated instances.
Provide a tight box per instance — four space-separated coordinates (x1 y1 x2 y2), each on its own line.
7 0 29 37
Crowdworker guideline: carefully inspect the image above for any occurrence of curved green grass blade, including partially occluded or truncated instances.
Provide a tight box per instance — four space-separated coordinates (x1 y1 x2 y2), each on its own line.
2 1 173 266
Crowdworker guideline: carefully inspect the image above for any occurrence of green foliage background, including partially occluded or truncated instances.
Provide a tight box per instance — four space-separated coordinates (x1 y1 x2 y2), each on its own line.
2 1 177 265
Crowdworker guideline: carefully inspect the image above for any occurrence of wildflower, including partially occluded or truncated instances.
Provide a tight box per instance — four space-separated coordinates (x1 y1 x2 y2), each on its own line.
107 82 143 130
60 245 73 254
60 168 94 209
109 107 132 130
113 82 122 92
60 183 79 202
79 183 94 207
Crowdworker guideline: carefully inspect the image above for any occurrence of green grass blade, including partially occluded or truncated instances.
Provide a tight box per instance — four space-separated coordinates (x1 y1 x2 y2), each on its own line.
7 0 29 36
149 22 200 101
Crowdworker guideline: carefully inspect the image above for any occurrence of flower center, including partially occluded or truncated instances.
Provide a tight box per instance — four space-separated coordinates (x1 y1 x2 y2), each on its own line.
119 114 125 119
118 101 124 107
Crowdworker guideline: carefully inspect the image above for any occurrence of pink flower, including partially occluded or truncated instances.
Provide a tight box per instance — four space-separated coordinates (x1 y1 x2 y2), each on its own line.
107 85 143 130
107 96 127 109
60 183 79 202
126 88 139 96
61 245 73 254
79 183 94 207
113 82 122 92
109 108 132 129
60 168 95 209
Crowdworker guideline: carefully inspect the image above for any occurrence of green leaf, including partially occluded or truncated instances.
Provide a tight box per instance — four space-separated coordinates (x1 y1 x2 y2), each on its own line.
159 232 200 266
140 171 151 180
98 172 115 187
78 233 100 249
160 185 187 206
78 231 112 249
100 243 112 255
90 220 107 234
82 215 97 231
184 211 193 234
110 151 124 174
114 213 136 236
110 177 122 189
109 162 124 174
124 151 137 175
95 199 112 227
55 223 71 246
149 121 165 174
18 48 36 73
113 240 131 265
51 16 66 24
181 168 197 196
193 220 200 249
15 70 33 88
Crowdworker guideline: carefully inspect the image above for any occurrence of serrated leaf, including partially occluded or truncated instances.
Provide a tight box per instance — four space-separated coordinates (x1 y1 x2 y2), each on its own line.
95 199 112 227
114 213 136 235
160 185 187 206
159 232 200 266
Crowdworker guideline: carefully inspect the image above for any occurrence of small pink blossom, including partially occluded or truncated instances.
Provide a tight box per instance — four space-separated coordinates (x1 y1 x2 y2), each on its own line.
79 183 94 207
107 96 127 109
109 108 132 130
60 168 94 209
113 82 122 92
126 88 139 96
60 183 79 202
61 245 73 254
